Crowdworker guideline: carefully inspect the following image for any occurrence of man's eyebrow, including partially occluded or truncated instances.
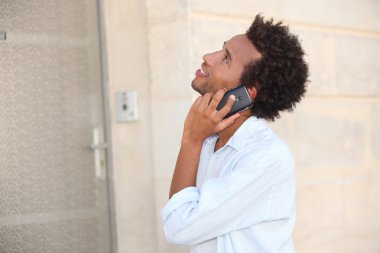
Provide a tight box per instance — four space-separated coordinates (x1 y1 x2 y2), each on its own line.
223 41 233 61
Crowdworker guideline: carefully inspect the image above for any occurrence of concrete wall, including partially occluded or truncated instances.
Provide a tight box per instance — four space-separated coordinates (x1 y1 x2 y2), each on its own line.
103 0 380 252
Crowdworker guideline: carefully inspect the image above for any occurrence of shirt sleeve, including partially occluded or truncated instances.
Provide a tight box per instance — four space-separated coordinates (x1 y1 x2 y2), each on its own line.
161 146 295 245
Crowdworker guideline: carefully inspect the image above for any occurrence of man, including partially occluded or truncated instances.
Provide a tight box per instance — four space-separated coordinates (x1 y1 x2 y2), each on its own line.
161 14 309 253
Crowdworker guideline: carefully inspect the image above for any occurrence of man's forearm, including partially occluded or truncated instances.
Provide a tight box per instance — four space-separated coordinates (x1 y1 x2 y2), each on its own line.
169 139 203 199
169 89 237 199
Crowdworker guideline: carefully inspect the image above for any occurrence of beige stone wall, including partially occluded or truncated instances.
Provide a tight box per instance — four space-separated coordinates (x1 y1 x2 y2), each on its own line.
103 0 158 252
103 0 380 252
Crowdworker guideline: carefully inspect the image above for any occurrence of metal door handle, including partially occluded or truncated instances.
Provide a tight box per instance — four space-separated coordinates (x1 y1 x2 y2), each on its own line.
92 128 108 179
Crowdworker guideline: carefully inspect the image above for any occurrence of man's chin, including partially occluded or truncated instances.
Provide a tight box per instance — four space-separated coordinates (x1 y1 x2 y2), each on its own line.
191 81 206 95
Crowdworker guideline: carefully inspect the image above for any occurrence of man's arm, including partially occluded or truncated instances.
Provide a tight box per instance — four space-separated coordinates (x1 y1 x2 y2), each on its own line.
169 89 238 199
162 142 296 245
169 138 202 199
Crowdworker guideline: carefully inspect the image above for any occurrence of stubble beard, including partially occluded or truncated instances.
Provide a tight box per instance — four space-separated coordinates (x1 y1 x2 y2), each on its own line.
191 79 210 95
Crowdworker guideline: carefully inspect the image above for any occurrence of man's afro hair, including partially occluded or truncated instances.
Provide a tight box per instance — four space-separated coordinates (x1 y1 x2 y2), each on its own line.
240 14 309 121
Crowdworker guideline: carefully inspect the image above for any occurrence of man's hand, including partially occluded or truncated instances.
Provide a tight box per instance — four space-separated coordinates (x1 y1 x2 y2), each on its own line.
182 88 240 144
169 88 240 199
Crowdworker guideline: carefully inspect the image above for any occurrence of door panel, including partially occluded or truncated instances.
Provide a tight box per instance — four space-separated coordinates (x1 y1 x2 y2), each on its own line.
0 0 112 252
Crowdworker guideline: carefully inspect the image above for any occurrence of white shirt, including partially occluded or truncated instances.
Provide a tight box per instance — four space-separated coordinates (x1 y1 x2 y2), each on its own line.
161 116 296 253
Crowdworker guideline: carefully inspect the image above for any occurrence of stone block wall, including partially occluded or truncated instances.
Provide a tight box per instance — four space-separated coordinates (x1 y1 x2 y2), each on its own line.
104 0 380 252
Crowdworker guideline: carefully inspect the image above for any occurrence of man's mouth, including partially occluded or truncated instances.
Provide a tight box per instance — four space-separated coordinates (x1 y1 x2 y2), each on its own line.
195 66 207 78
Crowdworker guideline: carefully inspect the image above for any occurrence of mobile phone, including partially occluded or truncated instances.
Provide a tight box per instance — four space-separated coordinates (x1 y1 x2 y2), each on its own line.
216 85 253 118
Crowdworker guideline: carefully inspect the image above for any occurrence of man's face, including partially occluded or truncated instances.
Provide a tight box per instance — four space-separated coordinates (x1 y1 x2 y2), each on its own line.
192 34 262 95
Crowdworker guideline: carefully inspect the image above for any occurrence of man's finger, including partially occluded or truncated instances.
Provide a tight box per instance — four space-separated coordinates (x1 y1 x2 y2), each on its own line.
217 94 236 118
208 88 227 111
199 93 212 110
190 96 202 110
218 113 240 131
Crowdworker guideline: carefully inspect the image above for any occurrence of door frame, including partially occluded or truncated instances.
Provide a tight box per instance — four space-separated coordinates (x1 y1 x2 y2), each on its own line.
96 0 118 252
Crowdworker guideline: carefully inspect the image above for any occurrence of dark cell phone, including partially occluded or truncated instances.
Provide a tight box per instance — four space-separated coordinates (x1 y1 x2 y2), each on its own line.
216 85 253 118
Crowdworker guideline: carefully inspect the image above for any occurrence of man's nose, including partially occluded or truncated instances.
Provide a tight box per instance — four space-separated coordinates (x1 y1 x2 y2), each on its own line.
202 51 217 66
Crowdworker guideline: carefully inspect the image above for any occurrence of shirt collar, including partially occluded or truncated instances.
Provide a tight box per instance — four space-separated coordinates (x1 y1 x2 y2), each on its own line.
205 116 267 152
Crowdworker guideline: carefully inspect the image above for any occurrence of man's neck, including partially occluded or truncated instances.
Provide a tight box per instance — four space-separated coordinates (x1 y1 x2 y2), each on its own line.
214 113 252 152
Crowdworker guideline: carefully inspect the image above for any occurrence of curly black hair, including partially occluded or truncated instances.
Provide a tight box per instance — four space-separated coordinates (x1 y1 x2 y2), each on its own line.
240 14 309 121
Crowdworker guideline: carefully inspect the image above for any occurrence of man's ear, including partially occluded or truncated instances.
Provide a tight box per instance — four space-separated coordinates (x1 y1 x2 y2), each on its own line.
246 86 257 100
